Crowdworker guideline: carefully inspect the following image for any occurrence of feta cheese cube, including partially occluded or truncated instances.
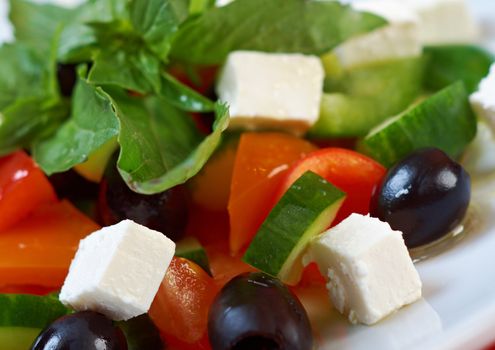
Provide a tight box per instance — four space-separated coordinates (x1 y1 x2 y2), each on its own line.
305 214 422 325
399 0 479 45
334 1 422 69
60 220 175 321
470 64 495 131
216 51 324 134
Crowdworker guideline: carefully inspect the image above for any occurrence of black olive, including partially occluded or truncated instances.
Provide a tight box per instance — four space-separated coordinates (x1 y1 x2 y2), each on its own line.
31 311 127 350
208 272 313 350
370 147 471 248
56 63 77 97
98 153 189 241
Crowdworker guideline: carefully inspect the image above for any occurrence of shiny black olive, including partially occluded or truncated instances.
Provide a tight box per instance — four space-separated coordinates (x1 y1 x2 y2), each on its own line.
208 272 313 350
370 147 471 248
31 311 127 350
98 153 189 241
56 63 77 97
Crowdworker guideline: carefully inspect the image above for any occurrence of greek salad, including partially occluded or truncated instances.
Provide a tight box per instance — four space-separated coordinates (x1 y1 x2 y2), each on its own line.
0 0 495 349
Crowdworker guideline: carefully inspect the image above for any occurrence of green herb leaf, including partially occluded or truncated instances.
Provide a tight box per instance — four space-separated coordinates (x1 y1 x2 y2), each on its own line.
0 44 49 110
130 0 190 60
170 0 387 65
160 72 215 112
0 97 69 156
33 78 119 175
100 88 228 194
9 0 75 55
424 45 495 93
88 44 162 94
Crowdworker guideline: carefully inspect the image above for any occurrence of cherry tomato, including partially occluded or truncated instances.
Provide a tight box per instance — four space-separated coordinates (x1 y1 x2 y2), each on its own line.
0 151 56 232
276 148 386 225
228 132 317 255
0 200 99 288
149 257 219 344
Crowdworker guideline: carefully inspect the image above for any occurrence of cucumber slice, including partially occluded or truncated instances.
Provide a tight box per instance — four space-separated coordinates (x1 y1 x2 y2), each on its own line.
243 171 345 285
0 327 41 350
424 45 494 93
310 57 424 138
175 237 211 275
0 293 70 348
0 293 69 329
357 82 477 168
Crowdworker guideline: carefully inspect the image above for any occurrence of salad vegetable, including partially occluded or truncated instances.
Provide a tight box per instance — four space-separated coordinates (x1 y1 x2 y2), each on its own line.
0 0 493 349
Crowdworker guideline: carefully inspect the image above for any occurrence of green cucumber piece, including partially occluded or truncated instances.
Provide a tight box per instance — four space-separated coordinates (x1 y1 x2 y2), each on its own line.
424 45 494 93
0 293 70 348
243 171 345 285
117 314 164 350
357 82 477 168
0 293 69 329
0 327 41 350
310 57 424 138
175 237 211 275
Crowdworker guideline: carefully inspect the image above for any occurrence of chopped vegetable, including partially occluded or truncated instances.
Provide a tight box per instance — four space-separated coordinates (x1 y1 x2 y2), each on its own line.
228 132 316 255
276 148 386 225
243 171 345 285
0 151 56 232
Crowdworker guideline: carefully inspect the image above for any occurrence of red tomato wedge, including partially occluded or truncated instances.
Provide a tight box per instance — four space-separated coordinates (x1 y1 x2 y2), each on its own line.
276 148 386 225
0 200 99 288
149 257 219 344
0 151 57 232
228 132 317 255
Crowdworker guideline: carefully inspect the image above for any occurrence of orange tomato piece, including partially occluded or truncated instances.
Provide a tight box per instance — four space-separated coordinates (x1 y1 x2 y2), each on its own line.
0 200 99 288
149 257 219 344
190 140 238 212
276 148 386 225
206 242 255 288
0 151 57 232
228 132 317 255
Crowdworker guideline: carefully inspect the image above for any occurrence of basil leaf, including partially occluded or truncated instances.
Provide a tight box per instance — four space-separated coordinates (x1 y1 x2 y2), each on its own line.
130 0 190 60
33 79 119 175
88 44 162 94
424 45 495 94
170 0 387 65
160 72 215 112
0 44 48 109
0 97 69 156
99 88 228 194
58 0 130 63
9 0 75 55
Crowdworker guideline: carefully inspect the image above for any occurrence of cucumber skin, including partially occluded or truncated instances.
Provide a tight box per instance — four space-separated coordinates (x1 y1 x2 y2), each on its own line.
0 327 41 350
424 45 494 94
358 82 477 168
309 56 425 138
242 171 345 281
0 293 69 329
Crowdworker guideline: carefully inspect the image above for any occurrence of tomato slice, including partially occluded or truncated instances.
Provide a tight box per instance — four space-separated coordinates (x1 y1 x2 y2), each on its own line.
276 148 386 225
206 242 256 288
0 200 99 288
149 257 219 344
0 151 57 232
228 132 317 255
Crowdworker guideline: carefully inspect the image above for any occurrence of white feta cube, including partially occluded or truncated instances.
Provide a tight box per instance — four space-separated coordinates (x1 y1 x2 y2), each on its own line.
305 214 422 325
399 0 479 45
60 220 175 321
216 51 324 134
470 64 495 131
334 1 422 69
